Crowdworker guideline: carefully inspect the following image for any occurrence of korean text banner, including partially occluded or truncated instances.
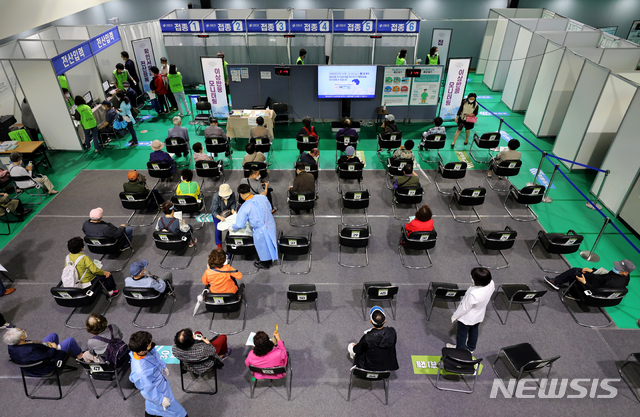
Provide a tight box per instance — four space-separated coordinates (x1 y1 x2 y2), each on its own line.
439 58 471 120
89 26 121 55
52 41 93 76
203 20 245 33
132 38 155 93
201 57 229 118
159 19 202 33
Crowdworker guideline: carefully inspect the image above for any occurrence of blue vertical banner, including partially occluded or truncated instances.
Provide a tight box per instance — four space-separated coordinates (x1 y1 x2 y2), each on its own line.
159 19 203 33
376 20 420 33
89 26 121 55
51 41 93 76
246 20 289 33
289 20 332 33
203 20 246 33
332 20 375 33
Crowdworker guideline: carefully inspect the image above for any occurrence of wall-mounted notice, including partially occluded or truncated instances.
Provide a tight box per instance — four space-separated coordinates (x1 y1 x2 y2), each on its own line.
260 71 271 80
542 10 556 19
230 68 241 82
240 68 249 79
201 57 229 119
409 66 443 106
438 58 471 121
567 21 584 32
627 20 640 45
381 67 411 106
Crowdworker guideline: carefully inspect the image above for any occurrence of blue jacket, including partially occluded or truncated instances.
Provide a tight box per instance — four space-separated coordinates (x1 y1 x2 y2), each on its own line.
8 342 66 376
149 150 177 174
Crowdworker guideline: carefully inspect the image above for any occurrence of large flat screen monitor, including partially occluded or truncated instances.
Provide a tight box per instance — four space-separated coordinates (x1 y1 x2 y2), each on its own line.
83 91 93 104
318 66 377 99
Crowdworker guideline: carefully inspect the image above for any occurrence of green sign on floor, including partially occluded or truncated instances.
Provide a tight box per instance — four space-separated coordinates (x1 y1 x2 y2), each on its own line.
411 355 483 375
454 151 474 169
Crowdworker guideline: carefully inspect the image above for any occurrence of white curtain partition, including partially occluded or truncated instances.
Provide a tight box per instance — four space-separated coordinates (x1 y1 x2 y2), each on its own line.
592 87 640 214
118 21 168 71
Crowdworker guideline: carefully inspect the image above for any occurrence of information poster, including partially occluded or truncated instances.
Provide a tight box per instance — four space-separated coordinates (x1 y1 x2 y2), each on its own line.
431 29 452 68
438 58 471 121
627 20 640 45
409 66 443 106
381 67 411 106
132 38 155 92
201 57 229 119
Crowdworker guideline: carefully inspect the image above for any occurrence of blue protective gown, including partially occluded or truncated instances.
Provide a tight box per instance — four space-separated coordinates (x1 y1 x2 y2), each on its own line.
129 349 187 417
232 194 278 261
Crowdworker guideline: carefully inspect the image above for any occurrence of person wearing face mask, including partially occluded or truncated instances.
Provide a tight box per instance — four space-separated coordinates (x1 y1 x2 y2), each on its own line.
4 327 84 376
129 331 188 417
451 93 479 148
62 88 74 108
544 259 634 300
298 148 319 165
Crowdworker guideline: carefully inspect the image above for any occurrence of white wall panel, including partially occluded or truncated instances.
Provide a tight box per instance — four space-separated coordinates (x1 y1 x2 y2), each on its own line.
570 47 604 62
535 18 568 31
19 41 47 59
56 26 89 40
476 18 498 75
563 31 600 47
502 27 532 108
599 49 640 72
483 17 508 89
490 20 521 91
513 33 548 110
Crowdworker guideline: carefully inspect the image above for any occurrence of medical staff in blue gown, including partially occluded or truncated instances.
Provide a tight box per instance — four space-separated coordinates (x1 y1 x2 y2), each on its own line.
128 331 187 417
232 183 278 269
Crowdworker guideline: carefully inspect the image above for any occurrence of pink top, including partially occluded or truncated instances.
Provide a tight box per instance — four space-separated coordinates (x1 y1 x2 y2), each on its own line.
193 152 213 162
245 341 288 379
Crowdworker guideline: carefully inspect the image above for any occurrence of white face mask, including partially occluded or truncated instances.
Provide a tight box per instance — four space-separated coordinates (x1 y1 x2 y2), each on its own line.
65 93 70 98
468 99 475 103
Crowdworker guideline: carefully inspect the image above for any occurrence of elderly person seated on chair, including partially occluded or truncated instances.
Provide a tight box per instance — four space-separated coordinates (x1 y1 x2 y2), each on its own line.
393 163 419 189
242 143 266 166
0 191 32 220
544 259 634 300
173 328 229 376
298 148 319 165
245 328 287 379
4 327 84 376
381 114 400 135
487 139 521 178
167 116 190 158
82 313 124 363
211 184 236 249
348 306 399 371
149 140 177 175
336 118 358 141
404 204 433 235
8 151 58 195
175 169 201 200
125 259 173 295
202 248 243 295
239 170 276 213
123 170 163 213
392 139 416 161
83 207 133 249
297 116 318 141
249 116 273 141
336 146 360 169
156 201 196 246
192 142 213 163
204 117 228 141
64 236 119 298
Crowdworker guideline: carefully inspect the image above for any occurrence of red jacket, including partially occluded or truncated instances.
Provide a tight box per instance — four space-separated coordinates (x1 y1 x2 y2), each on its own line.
405 218 434 235
153 74 167 94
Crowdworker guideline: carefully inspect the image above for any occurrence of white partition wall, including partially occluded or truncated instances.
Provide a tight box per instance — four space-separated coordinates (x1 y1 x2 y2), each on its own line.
10 59 81 151
573 74 636 169
502 27 533 108
482 17 508 89
535 18 568 32
523 42 565 136
484 19 530 91
57 26 89 40
476 10 500 75
599 49 640 72
591 88 640 214
553 62 610 167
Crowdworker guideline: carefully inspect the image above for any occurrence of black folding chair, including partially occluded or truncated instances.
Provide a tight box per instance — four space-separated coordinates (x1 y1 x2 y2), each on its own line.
392 185 424 220
123 283 177 329
449 184 486 223
11 356 77 400
152 231 197 270
225 235 259 275
171 195 205 230
341 189 370 226
347 367 391 405
618 353 640 403
398 227 437 269
471 226 517 270
492 343 560 396
278 231 312 275
9 175 47 205
146 161 174 190
204 284 247 335
179 357 219 395
385 158 415 190
338 224 370 268
205 136 232 166
296 134 318 153
195 160 225 190
376 132 403 163
424 282 466 321
435 161 467 195
491 284 547 324
469 132 501 164
419 133 446 163
287 191 316 227
119 191 160 227
286 284 319 323
249 137 273 166
559 281 627 328
76 358 131 400
165 137 191 167
248 352 292 401
195 101 212 134
84 235 134 273
50 279 112 329
487 159 522 191
435 347 483 393
335 135 359 163
530 230 583 273
337 161 364 193
503 184 545 222
243 161 268 180
361 282 398 320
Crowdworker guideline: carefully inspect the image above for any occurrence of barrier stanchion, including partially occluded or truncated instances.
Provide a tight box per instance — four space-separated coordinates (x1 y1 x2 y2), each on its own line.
188 94 199 125
586 170 610 211
542 164 559 203
580 217 610 262
527 151 547 186
497 118 503 134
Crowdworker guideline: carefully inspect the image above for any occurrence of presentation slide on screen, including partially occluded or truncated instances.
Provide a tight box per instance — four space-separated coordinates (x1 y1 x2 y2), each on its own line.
318 66 377 98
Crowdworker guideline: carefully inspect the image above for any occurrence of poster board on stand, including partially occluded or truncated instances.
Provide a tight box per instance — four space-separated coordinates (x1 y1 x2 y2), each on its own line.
438 58 471 121
409 66 443 106
431 29 452 69
380 66 411 106
132 38 155 93
201 57 229 119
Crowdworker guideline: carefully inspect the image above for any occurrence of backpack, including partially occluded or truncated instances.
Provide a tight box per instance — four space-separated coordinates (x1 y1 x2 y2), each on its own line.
92 325 130 367
61 254 87 287
159 217 176 232
149 76 157 91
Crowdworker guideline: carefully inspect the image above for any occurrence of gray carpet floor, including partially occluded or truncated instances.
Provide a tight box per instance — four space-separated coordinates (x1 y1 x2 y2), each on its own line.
0 168 638 416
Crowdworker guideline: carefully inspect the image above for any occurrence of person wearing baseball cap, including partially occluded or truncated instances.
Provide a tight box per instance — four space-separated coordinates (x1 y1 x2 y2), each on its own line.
382 113 400 135
123 170 164 213
545 259 634 299
124 259 173 295
347 306 399 371
82 207 133 250
149 139 177 174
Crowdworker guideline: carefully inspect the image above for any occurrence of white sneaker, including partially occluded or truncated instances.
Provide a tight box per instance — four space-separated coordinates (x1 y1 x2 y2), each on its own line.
446 343 457 349
179 113 183 117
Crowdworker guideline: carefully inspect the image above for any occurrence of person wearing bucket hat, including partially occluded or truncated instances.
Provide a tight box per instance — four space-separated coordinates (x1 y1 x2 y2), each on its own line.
545 259 634 299
211 184 237 248
149 140 177 174
347 306 399 371
124 259 174 294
